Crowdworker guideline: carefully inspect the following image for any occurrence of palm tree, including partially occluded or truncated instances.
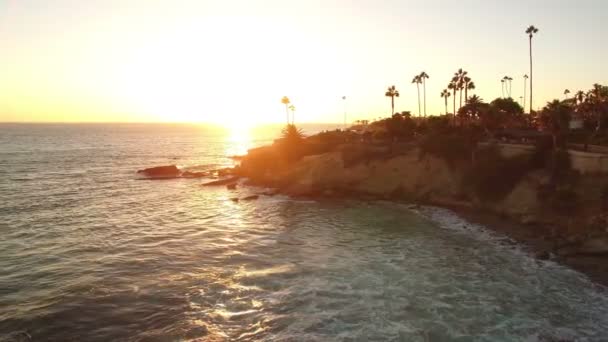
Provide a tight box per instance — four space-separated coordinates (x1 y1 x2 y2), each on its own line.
502 76 513 98
539 99 572 150
454 69 468 110
385 85 400 116
563 89 571 99
412 75 422 117
440 89 451 115
288 104 296 124
501 79 506 98
575 90 585 105
281 96 291 124
526 25 539 112
448 80 457 116
466 81 476 102
523 74 529 111
420 72 430 117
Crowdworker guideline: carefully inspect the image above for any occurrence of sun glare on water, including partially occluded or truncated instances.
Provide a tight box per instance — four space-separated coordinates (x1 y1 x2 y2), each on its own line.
225 123 254 157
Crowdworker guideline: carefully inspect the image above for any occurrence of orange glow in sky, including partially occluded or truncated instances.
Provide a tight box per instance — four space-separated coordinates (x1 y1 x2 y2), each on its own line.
0 0 607 126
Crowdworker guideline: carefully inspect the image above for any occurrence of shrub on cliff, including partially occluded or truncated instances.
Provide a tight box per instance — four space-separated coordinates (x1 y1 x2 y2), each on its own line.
385 112 415 141
419 130 478 165
279 124 306 163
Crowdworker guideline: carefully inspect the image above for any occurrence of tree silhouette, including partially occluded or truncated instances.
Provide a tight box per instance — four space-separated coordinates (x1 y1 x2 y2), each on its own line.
539 99 572 150
281 96 291 125
563 89 571 99
526 25 539 112
466 81 476 102
448 80 457 116
454 69 468 110
385 85 400 116
412 75 422 117
441 89 451 115
420 71 430 117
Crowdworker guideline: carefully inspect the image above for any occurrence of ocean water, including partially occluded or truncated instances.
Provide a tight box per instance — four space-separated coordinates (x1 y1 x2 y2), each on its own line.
1 123 608 342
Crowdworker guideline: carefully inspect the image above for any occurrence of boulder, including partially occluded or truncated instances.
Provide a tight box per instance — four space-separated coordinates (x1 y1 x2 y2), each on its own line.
578 236 608 255
137 165 180 178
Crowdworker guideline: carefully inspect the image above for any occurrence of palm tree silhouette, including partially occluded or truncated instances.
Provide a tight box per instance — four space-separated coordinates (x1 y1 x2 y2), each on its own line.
526 25 539 112
281 96 291 125
454 69 468 110
288 105 296 124
466 81 476 101
502 76 513 98
441 89 451 115
501 79 506 98
412 75 422 117
507 76 513 98
523 74 529 111
463 76 474 102
448 80 457 116
419 72 430 117
575 90 585 105
385 85 400 116
564 89 571 99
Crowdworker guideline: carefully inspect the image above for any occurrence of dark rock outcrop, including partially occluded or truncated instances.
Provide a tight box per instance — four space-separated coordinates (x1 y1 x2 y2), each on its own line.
137 165 180 178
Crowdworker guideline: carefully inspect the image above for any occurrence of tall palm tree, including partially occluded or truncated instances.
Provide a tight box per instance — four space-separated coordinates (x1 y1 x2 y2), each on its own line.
454 69 468 110
412 75 422 117
441 89 451 115
288 104 296 124
564 89 571 99
502 76 513 98
281 96 291 125
501 79 506 98
507 76 513 98
385 85 400 116
448 80 457 116
526 25 539 112
419 72 430 117
523 74 529 111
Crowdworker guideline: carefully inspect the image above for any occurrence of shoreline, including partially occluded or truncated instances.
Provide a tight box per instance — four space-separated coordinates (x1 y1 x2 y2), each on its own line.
426 200 608 288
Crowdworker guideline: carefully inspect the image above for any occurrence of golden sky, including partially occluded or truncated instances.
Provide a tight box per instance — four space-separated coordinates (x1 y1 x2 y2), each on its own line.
0 0 606 125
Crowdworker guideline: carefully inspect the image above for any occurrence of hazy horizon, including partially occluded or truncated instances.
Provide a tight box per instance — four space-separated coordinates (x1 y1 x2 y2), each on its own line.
1 0 607 126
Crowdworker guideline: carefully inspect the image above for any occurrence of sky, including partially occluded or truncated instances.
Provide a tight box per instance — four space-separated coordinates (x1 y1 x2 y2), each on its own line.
0 0 607 126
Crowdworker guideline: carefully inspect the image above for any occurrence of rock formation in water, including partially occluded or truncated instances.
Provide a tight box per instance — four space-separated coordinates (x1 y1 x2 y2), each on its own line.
137 165 181 179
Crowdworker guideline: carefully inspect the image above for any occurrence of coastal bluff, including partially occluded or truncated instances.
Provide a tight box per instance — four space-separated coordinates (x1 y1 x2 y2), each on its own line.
234 138 608 268
239 144 541 221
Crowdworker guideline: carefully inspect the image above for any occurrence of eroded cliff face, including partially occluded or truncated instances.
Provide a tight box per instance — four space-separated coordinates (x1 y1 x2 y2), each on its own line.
279 147 544 223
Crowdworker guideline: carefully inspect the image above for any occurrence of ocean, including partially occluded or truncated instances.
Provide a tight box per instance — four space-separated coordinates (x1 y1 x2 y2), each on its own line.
1 123 608 341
